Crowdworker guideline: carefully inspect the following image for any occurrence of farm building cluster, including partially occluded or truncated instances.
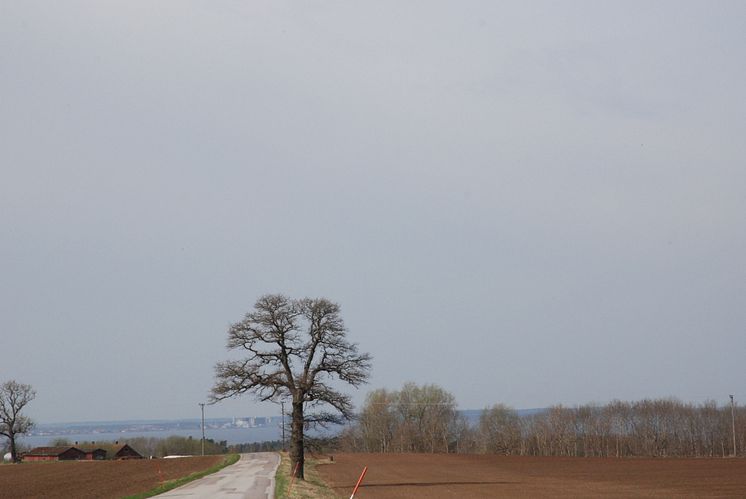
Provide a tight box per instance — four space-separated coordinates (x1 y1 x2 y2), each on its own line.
22 443 142 462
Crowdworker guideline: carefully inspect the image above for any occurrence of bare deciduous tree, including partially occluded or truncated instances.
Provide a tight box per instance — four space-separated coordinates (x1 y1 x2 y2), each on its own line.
479 404 521 455
0 380 36 463
359 388 397 452
210 294 371 479
351 382 458 454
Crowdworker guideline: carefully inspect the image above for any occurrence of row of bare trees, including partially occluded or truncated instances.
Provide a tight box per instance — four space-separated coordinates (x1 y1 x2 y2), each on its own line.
510 400 745 458
342 383 458 453
341 385 745 458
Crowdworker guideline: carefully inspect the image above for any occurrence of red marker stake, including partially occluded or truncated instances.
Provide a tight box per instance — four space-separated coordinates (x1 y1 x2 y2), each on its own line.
155 461 164 483
349 466 368 499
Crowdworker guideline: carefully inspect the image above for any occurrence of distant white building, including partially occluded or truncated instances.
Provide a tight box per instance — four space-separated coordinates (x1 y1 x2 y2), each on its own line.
233 418 250 428
3 452 12 462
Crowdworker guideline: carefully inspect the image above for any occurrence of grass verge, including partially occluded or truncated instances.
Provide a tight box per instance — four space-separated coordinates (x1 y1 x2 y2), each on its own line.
122 453 240 499
274 452 337 499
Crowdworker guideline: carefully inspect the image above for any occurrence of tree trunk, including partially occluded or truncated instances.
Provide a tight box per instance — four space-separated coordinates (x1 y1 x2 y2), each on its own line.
290 399 305 480
10 431 18 463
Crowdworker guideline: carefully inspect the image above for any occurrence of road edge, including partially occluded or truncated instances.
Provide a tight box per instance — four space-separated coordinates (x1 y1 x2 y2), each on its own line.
267 452 281 499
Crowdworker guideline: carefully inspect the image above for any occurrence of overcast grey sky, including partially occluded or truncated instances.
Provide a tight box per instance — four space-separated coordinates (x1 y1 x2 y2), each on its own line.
1 1 744 423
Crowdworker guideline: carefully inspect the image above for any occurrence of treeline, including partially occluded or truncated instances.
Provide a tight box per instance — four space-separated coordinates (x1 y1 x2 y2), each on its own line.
51 436 228 458
228 440 284 453
339 383 745 458
223 439 336 454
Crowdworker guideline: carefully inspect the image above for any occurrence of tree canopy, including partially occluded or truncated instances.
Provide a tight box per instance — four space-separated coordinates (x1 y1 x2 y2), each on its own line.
0 380 36 462
210 294 371 479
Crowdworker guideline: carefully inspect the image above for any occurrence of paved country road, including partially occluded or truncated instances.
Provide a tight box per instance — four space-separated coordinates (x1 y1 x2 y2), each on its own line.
156 452 280 499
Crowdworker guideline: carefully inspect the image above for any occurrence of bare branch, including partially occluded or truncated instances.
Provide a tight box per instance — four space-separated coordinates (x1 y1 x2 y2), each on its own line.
209 294 371 481
0 380 36 462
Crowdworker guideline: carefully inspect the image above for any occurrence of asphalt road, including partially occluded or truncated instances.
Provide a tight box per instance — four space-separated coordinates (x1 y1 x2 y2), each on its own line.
156 452 280 499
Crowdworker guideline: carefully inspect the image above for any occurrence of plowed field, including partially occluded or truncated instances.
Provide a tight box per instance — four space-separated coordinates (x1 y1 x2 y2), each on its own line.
0 455 224 499
318 453 746 498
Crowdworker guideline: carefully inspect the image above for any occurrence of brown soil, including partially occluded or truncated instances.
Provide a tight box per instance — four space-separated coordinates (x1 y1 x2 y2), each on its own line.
0 455 224 499
317 453 746 498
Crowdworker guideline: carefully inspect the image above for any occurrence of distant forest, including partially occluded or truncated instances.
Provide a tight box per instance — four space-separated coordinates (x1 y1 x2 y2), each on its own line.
338 383 744 458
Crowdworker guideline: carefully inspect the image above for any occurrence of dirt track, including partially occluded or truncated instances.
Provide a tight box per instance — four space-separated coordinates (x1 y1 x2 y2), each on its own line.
317 453 746 498
0 456 223 499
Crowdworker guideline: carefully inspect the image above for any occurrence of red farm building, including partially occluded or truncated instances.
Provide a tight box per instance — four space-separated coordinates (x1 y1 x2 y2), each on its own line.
23 443 142 462
23 446 87 462
78 447 107 460
82 442 143 460
110 443 143 460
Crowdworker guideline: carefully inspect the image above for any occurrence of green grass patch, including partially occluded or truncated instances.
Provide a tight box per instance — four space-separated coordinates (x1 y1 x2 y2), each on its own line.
274 452 337 499
275 457 290 498
123 453 240 499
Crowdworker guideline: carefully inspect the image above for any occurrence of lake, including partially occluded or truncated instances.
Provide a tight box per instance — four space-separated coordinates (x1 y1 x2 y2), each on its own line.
19 425 282 447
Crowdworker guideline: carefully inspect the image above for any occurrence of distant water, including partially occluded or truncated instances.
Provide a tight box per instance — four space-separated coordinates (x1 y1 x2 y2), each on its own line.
20 425 282 447
18 408 532 448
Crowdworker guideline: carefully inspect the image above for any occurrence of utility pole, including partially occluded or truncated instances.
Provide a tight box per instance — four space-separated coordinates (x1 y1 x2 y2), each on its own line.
281 400 286 451
730 395 737 457
199 403 206 456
